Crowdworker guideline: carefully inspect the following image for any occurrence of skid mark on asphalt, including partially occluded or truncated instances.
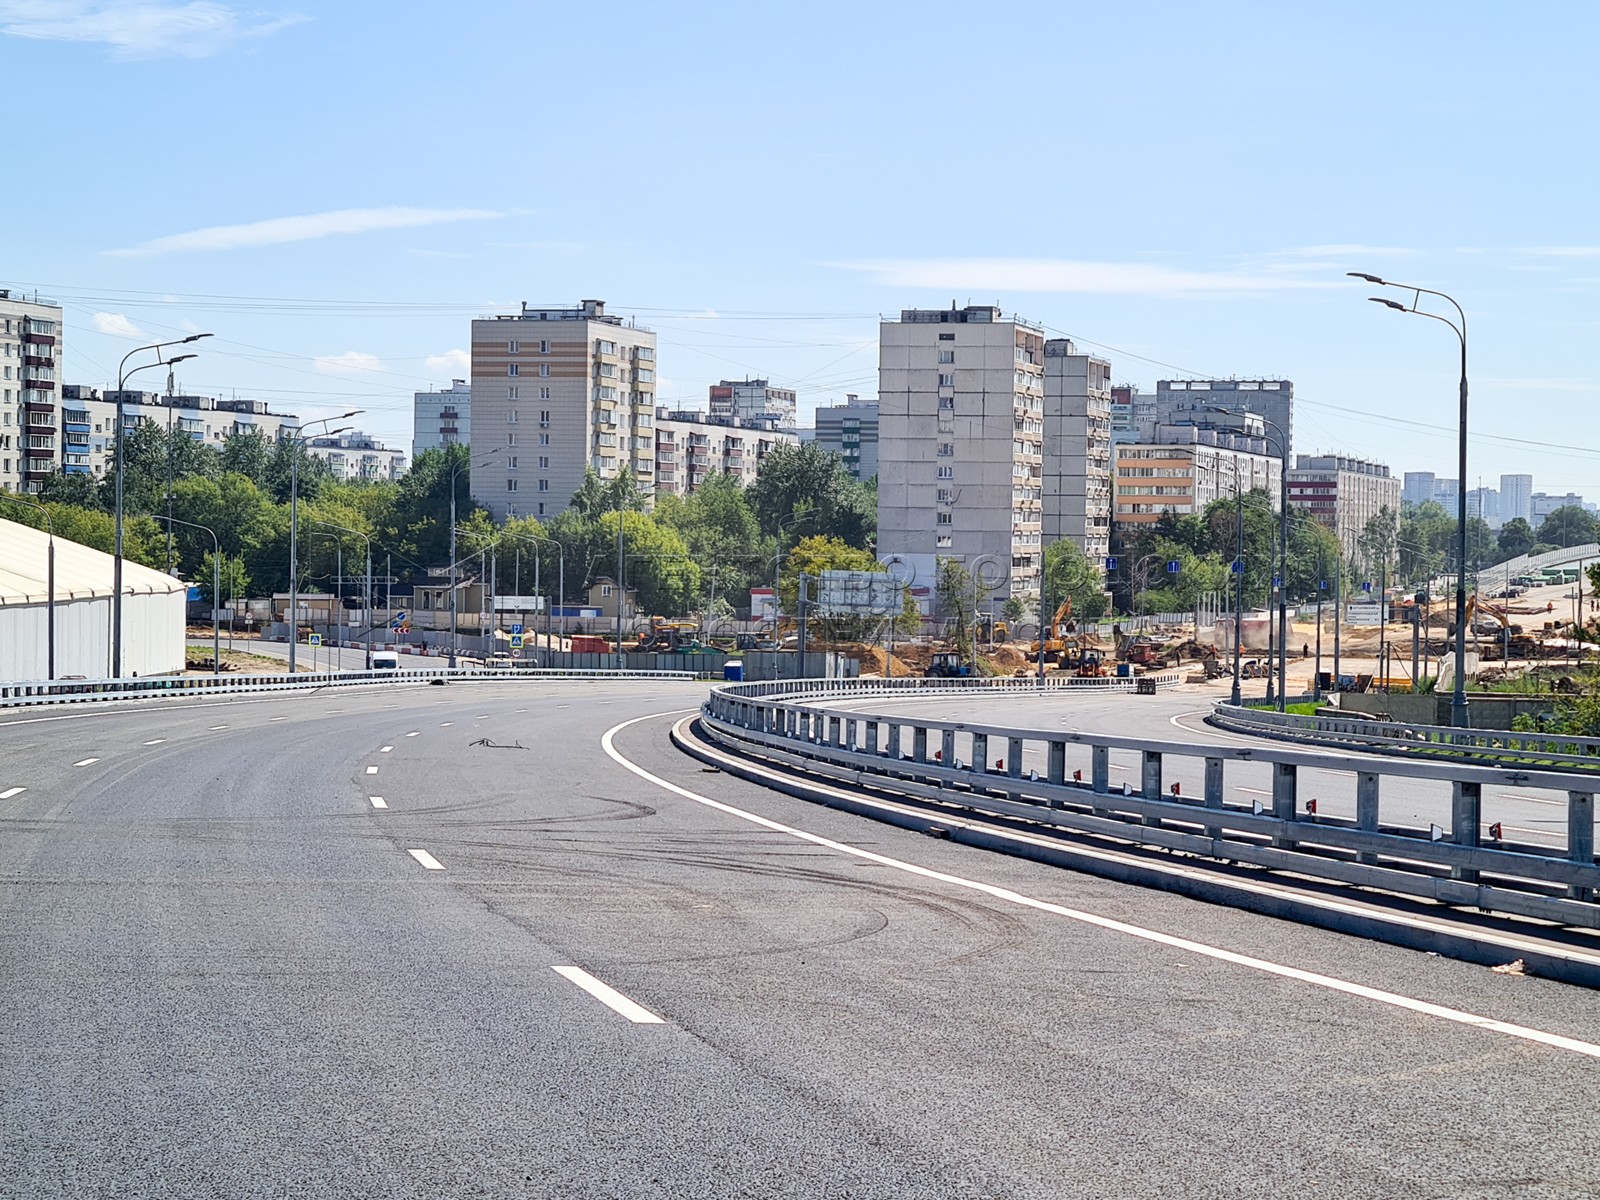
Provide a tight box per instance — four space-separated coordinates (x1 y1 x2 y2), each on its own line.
601 712 1600 1062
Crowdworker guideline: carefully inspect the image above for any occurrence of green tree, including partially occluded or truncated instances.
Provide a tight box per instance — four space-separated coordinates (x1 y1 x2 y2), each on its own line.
199 551 251 606
1537 505 1599 548
219 428 273 484
35 473 103 509
1042 539 1109 620
1497 517 1536 561
748 442 875 549
936 556 978 660
599 510 699 617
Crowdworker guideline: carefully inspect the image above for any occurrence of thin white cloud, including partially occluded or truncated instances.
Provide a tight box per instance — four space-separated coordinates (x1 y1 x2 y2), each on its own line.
90 310 142 337
0 1 305 59
1522 246 1600 258
424 349 470 376
106 205 502 257
834 258 1337 296
314 351 383 377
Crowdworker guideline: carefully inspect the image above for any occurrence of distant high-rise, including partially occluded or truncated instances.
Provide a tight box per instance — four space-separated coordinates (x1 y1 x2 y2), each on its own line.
414 379 471 457
1500 473 1534 525
0 288 64 495
1287 454 1401 557
1402 471 1436 507
1154 379 1293 459
470 300 657 522
708 378 796 426
812 393 879 481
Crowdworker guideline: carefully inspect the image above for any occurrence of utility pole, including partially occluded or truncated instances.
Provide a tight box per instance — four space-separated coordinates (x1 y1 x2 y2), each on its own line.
615 511 625 669
1231 477 1244 706
1333 557 1342 694
1314 547 1324 701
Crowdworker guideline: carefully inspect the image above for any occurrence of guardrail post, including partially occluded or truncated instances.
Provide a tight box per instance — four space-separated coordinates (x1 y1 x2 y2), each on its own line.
828 716 842 749
1141 751 1162 825
1007 737 1023 780
1091 745 1109 795
1204 757 1223 807
887 723 901 759
1569 791 1595 901
941 729 956 768
843 718 856 750
912 726 928 764
1451 781 1481 883
1047 741 1066 790
1273 762 1298 848
971 732 988 774
1356 771 1380 865
864 721 879 755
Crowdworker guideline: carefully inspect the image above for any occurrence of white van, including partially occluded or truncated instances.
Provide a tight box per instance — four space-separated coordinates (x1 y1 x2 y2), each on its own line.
371 650 400 671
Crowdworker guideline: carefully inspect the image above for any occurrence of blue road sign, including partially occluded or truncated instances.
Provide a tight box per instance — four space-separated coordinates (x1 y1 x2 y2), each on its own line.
1166 560 1181 574
509 635 524 650
1272 575 1281 587
1104 557 1118 572
510 623 524 635
308 633 322 647
1319 579 1328 592
1362 581 1373 593
1231 559 1243 574
392 610 407 622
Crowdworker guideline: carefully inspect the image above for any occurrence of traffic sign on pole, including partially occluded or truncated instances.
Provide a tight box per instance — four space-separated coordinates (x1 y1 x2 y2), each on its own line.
1104 557 1118 572
1166 560 1181 575
509 635 524 650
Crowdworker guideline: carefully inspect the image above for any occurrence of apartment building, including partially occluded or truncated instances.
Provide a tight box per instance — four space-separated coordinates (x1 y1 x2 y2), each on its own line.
708 378 797 427
1500 473 1534 525
470 300 657 521
1155 378 1293 458
0 289 64 494
877 305 1050 604
413 379 470 456
1043 339 1113 565
653 408 796 497
1114 417 1281 528
1285 454 1400 558
61 386 300 478
305 431 407 482
1109 383 1157 451
810 394 879 481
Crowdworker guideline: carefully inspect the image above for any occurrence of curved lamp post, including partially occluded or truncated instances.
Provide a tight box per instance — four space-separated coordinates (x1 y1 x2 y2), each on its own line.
112 334 210 676
446 447 503 668
153 513 221 675
284 413 361 674
308 518 373 670
1350 271 1469 728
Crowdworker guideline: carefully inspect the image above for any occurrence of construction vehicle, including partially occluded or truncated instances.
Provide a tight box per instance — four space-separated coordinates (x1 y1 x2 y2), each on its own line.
927 652 974 678
633 616 704 653
1123 637 1165 668
1030 599 1078 665
1077 652 1106 678
976 614 1010 643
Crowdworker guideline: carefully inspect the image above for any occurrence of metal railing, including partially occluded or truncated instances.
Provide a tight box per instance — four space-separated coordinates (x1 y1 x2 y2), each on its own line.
0 666 701 709
1212 702 1600 773
722 670 1181 705
699 676 1600 929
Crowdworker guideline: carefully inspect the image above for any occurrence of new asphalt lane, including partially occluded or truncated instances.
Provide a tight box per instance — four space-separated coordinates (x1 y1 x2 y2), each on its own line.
2 679 1599 1198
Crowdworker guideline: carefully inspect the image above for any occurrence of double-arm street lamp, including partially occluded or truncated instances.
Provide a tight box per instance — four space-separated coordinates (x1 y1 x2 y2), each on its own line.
501 529 563 653
1351 271 1470 728
112 334 211 677
447 447 503 668
285 412 362 674
0 493 55 679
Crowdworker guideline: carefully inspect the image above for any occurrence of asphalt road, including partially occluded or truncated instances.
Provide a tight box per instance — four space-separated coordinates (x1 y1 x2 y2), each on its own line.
188 637 451 670
810 686 1586 852
3 679 1599 1198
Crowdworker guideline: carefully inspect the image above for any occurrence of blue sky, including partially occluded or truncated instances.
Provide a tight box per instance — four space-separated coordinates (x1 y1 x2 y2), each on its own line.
5 0 1600 494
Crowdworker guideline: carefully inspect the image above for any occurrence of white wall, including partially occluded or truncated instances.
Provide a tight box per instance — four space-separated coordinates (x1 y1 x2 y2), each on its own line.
0 590 187 680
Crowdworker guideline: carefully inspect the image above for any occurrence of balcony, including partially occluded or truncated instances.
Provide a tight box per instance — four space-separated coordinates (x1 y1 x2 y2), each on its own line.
21 332 55 347
24 354 54 370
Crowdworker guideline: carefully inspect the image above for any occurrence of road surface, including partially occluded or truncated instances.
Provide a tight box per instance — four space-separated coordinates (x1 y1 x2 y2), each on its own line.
2 679 1597 1197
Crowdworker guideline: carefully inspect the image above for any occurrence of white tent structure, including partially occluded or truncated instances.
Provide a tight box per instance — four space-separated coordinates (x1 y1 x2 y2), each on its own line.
0 517 188 681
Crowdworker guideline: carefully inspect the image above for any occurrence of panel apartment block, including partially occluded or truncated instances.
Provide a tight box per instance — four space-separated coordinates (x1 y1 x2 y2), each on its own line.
63 387 300 479
414 379 471 456
1286 454 1400 559
470 300 657 522
0 289 64 494
1155 378 1293 459
877 306 1047 605
1042 340 1113 564
811 394 879 481
653 408 795 497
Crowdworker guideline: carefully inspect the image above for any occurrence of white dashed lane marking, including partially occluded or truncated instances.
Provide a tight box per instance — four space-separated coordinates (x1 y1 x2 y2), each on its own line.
142 739 165 746
73 758 100 767
366 766 379 775
552 966 665 1024
0 787 25 800
380 746 394 753
406 731 420 737
408 848 444 870
370 797 388 809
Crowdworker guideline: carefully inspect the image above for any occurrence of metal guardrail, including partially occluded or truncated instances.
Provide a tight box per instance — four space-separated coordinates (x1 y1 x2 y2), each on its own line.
700 677 1600 929
1212 703 1600 773
0 666 701 709
723 671 1182 706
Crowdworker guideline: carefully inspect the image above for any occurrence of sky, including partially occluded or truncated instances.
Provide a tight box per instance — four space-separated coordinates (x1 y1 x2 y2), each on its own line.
5 0 1600 495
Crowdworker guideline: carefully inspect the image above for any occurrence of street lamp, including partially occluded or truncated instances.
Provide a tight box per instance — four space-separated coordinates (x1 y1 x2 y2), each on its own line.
285 412 362 674
112 334 211 677
308 519 373 670
501 529 563 654
0 493 55 679
447 447 503 668
153 514 222 675
1351 271 1470 727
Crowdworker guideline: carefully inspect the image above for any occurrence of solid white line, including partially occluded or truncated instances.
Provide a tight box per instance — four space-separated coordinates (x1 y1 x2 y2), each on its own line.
0 787 25 800
142 739 165 745
552 966 665 1024
366 766 379 775
600 713 1600 1062
370 796 388 809
408 848 444 870
380 745 394 753
73 758 100 767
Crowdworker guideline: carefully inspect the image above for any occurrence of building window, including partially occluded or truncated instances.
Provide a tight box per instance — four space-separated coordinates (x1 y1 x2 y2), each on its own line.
539 455 549 468
601 584 613 597
538 502 546 515
507 410 518 423
507 457 518 469
539 339 550 354
540 386 551 400
938 350 954 364
507 433 517 445
539 410 551 425
936 534 953 547
936 512 952 525
506 478 518 492
508 364 519 377
508 340 519 353
937 465 953 479
539 363 551 377
508 386 518 399
539 433 550 446
538 479 549 491
938 374 955 388
939 332 954 341
937 443 954 457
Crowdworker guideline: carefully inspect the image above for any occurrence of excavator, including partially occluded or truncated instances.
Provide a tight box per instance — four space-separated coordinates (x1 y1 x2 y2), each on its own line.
633 616 705 653
1029 599 1078 666
1457 595 1540 661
